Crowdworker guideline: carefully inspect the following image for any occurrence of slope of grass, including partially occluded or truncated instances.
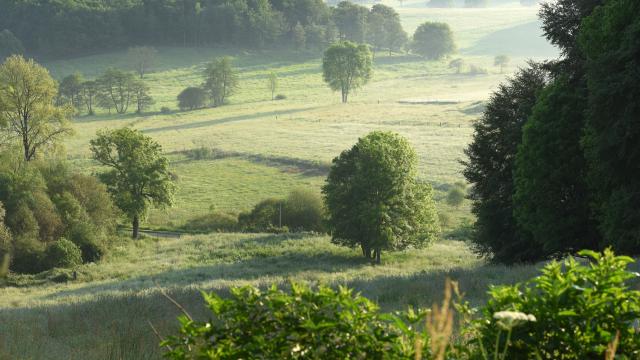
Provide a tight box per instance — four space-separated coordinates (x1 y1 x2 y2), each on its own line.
0 233 541 359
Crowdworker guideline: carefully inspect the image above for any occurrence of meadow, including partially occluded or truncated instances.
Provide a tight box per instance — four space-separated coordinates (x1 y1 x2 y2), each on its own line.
0 3 562 358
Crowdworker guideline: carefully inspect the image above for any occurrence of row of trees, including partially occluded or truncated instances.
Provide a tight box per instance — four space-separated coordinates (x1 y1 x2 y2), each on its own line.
58 69 154 116
463 0 640 262
0 1 410 58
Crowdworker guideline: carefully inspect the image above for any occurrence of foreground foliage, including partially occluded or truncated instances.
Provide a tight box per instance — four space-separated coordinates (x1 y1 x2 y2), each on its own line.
163 249 640 359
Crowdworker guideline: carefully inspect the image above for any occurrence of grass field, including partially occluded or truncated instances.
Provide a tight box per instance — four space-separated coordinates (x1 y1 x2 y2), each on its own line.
0 233 544 359
0 4 564 359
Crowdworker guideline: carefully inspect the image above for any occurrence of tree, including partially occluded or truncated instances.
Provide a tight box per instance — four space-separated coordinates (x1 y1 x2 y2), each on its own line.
449 58 465 74
0 202 11 277
322 41 372 103
90 128 174 239
411 22 455 60
81 80 99 115
0 56 73 162
494 55 510 73
332 1 368 43
267 72 278 101
59 73 84 109
580 0 640 253
292 22 306 49
127 46 158 79
366 4 407 55
131 80 154 114
323 131 439 264
0 30 24 61
446 185 465 208
203 57 239 107
513 77 598 257
97 68 136 114
462 63 548 263
177 87 207 110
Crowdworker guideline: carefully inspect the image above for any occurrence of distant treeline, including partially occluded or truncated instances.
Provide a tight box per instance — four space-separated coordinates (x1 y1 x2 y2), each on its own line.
0 0 405 58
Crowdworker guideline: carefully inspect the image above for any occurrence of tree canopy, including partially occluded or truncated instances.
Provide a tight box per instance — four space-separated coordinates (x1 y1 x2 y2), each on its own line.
0 56 73 161
411 22 455 60
203 57 239 107
322 41 372 103
323 131 439 264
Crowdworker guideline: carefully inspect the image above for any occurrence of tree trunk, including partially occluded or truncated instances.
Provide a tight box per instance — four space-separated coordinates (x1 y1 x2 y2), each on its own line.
132 215 140 239
375 248 381 264
361 244 371 259
342 90 348 103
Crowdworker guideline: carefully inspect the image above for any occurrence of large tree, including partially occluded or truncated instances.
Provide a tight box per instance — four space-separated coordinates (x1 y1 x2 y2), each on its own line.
203 57 239 107
462 63 549 263
0 55 72 161
97 68 137 114
323 131 440 264
580 0 640 253
90 128 174 239
366 5 407 55
411 22 455 60
322 41 372 103
513 77 598 257
332 1 368 43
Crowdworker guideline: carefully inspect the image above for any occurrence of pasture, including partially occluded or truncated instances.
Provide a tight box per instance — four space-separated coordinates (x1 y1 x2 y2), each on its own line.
1 3 562 359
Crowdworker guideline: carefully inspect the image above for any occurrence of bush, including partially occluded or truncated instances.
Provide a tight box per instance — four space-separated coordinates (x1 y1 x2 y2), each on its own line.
160 106 172 114
162 283 430 359
445 186 465 208
238 198 284 232
177 87 207 111
187 146 213 160
274 94 287 100
446 218 474 241
472 249 640 359
67 221 104 263
11 236 45 274
182 211 239 233
283 188 325 232
411 22 456 60
44 238 82 269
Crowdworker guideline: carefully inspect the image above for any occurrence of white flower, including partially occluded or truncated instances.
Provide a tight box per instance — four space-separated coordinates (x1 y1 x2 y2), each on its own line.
493 311 536 330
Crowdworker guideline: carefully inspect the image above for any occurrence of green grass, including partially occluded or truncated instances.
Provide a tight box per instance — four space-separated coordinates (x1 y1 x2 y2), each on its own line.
0 233 542 359
0 6 564 358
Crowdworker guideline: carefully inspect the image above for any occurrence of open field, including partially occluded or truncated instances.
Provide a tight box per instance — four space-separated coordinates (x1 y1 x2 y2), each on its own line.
47 4 555 228
0 4 566 359
0 233 545 359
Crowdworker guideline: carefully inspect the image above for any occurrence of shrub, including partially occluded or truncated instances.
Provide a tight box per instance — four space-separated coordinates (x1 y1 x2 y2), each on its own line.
44 238 82 269
187 147 213 160
445 186 465 208
160 106 172 114
282 188 325 232
446 218 474 241
274 94 287 100
472 249 640 359
11 236 45 274
67 221 104 263
162 283 430 359
182 211 238 233
177 87 207 111
238 198 284 232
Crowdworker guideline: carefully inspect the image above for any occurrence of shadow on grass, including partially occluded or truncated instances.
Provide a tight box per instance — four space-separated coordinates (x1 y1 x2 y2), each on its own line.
141 106 317 134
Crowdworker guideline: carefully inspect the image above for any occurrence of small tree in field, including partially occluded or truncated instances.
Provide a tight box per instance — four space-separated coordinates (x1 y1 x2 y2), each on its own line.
131 80 154 114
59 72 84 109
267 72 278 101
90 128 174 239
494 54 510 73
411 22 455 60
178 87 207 111
81 80 99 115
203 57 239 107
446 185 465 208
322 41 372 103
97 68 137 114
323 131 440 264
127 46 157 79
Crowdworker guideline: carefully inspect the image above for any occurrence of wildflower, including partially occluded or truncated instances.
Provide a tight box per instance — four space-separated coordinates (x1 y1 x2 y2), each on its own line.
493 310 536 330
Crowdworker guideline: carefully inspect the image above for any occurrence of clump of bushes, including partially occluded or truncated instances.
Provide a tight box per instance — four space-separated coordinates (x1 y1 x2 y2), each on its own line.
274 94 287 100
238 189 326 233
162 283 430 359
182 211 239 233
177 86 207 111
163 249 640 359
0 158 118 274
